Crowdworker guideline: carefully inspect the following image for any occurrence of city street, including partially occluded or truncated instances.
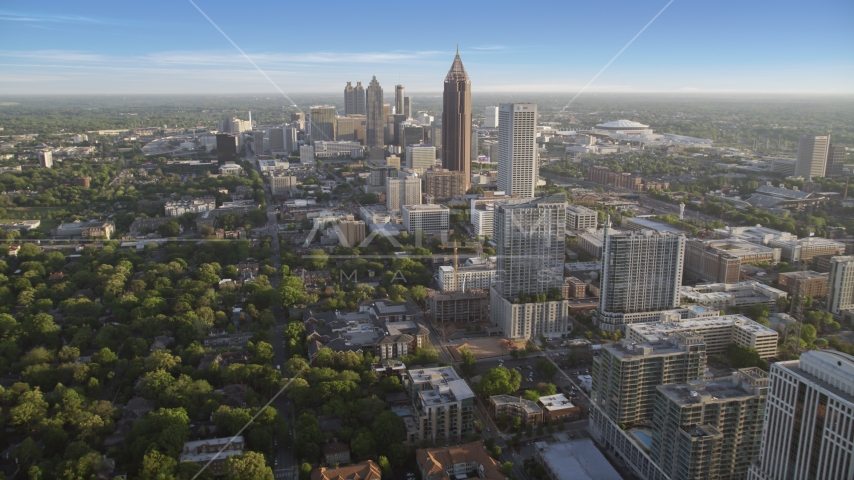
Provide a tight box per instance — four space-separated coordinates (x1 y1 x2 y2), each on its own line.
252 157 296 479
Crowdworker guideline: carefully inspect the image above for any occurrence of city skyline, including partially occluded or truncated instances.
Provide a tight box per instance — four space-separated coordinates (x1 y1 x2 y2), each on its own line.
1 0 852 95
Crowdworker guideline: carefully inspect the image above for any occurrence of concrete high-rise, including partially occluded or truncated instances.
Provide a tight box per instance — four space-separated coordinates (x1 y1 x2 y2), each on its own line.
309 106 337 143
441 48 472 191
403 97 412 119
795 134 830 181
497 103 538 198
216 134 238 164
395 85 405 116
431 120 442 157
827 255 854 318
387 174 422 212
344 82 356 116
597 229 686 332
490 195 569 339
366 77 384 149
355 82 366 115
269 128 286 152
826 143 845 178
471 125 479 163
485 106 499 128
653 368 769 480
405 145 436 174
747 350 854 480
38 150 53 168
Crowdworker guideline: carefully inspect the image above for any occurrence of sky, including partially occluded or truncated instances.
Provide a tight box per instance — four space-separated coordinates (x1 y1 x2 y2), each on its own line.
1 0 852 95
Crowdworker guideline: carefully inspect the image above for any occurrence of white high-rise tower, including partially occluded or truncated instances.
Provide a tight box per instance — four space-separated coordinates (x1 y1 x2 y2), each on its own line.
497 103 537 198
748 350 854 480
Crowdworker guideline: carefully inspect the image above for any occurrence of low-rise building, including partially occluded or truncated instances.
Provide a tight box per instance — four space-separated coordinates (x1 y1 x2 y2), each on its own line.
536 439 623 480
537 394 581 422
165 195 216 217
218 162 243 175
578 231 605 258
270 174 298 195
626 313 778 359
777 270 828 298
54 220 116 239
320 442 351 466
416 441 505 480
129 217 172 235
202 331 254 349
488 395 543 425
685 238 781 283
179 437 244 476
312 461 381 480
565 205 598 231
679 281 787 312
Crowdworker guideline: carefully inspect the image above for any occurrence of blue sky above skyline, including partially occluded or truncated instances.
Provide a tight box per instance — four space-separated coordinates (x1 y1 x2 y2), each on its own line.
1 0 852 95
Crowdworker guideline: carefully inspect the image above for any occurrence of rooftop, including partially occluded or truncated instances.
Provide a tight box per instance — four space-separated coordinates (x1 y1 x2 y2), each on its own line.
657 368 769 406
416 441 503 480
403 203 449 212
779 270 828 280
596 119 649 129
538 394 576 411
629 314 778 340
536 439 623 480
491 395 542 414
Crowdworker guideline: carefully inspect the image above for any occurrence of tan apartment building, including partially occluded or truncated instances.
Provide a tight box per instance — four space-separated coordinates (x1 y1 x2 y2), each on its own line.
777 270 828 298
685 238 781 283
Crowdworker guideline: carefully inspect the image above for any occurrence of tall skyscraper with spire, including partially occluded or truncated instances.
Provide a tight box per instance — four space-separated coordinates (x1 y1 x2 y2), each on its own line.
366 76 384 149
441 46 472 191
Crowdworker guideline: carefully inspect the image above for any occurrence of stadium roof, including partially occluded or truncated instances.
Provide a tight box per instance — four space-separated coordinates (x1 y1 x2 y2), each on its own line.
596 119 649 129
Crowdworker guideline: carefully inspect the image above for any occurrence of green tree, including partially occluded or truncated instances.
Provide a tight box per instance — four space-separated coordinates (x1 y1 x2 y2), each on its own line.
378 456 393 478
222 452 274 480
536 358 558 380
801 324 817 345
501 462 514 476
477 366 522 397
158 220 181 237
299 463 313 480
460 348 476 376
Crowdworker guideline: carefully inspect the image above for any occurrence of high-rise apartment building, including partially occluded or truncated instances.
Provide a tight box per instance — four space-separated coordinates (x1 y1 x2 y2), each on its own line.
441 48 472 191
38 150 53 168
387 175 422 212
652 368 769 480
337 216 366 248
395 85 405 116
795 134 831 181
490 194 570 339
747 350 854 480
285 126 298 152
493 193 566 298
309 105 337 143
598 229 686 332
366 77 384 149
497 103 538 198
592 333 707 425
827 255 854 318
405 145 436 174
485 106 499 128
403 97 412 119
825 143 845 178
